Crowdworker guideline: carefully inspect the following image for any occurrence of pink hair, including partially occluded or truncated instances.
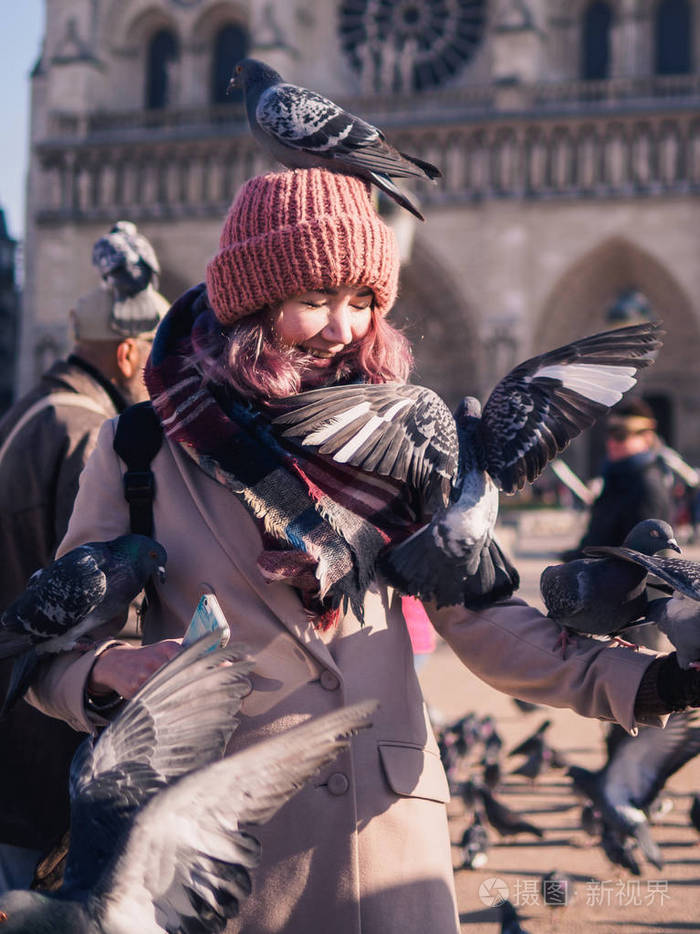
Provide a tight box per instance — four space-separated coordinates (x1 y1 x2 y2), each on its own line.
195 308 413 401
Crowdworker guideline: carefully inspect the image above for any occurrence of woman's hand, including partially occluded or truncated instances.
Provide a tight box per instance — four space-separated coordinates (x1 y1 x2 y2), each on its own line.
88 640 182 700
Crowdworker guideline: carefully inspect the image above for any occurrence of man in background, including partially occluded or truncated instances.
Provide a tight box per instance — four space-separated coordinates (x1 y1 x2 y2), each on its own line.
0 222 168 891
562 397 673 560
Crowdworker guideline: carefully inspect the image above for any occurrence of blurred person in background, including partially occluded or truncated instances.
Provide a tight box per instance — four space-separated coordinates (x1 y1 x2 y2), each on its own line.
0 222 168 892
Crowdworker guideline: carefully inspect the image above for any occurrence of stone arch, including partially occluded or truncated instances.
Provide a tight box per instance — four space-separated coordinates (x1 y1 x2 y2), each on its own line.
536 236 700 470
190 1 249 45
391 238 480 408
103 1 181 52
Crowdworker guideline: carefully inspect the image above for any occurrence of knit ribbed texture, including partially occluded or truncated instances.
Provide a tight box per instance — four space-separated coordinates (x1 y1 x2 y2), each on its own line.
206 168 400 324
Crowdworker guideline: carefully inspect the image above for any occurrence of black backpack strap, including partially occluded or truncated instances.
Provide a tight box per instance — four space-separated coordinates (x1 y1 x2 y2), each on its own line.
113 402 163 537
113 402 164 622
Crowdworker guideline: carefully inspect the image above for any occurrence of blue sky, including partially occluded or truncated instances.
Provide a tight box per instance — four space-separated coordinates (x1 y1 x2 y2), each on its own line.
1 1 44 241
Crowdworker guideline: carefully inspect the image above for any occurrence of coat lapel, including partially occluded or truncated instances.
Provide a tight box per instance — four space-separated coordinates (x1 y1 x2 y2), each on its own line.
170 441 341 673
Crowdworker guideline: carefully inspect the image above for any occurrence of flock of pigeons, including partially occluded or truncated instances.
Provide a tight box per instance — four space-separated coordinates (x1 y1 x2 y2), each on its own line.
1 56 700 931
438 702 700 932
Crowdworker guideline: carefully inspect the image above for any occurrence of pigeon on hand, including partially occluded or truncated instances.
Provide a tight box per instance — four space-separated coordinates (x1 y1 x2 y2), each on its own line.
540 518 680 653
646 595 700 669
0 534 167 714
0 630 377 933
567 710 700 874
272 321 664 607
229 58 441 220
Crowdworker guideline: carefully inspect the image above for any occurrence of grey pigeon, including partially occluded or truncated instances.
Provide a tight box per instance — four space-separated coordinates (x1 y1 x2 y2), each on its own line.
645 595 700 669
499 899 532 934
0 534 167 714
229 58 441 220
459 812 489 869
567 710 700 873
273 322 663 606
540 518 679 650
0 630 376 933
476 784 544 839
92 220 160 298
540 869 573 908
508 718 552 757
91 221 163 335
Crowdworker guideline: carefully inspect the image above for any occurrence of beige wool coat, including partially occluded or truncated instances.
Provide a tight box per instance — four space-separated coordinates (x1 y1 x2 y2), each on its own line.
31 418 661 934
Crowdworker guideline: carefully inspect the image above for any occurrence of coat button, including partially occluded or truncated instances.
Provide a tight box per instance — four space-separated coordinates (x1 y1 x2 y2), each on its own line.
320 670 340 691
327 772 350 796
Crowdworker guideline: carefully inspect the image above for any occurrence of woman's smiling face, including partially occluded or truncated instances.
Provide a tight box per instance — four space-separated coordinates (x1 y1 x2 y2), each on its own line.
273 285 374 361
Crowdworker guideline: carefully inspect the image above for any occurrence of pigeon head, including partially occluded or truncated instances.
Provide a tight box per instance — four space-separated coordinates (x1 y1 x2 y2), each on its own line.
110 534 167 583
623 519 680 556
229 58 283 94
453 396 482 429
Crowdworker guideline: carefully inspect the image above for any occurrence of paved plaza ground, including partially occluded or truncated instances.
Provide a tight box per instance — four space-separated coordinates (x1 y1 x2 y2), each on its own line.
417 511 700 934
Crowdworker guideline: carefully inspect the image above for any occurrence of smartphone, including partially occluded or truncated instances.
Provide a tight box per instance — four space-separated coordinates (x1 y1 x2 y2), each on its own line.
182 592 231 652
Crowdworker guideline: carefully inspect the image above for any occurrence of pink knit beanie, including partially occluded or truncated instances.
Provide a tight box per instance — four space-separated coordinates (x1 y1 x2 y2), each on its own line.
206 168 400 324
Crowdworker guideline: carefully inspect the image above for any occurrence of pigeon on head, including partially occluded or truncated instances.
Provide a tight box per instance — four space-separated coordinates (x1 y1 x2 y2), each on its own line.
229 57 441 220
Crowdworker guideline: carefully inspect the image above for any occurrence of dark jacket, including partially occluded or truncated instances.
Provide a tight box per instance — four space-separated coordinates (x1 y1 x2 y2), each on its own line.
0 355 125 849
573 449 673 556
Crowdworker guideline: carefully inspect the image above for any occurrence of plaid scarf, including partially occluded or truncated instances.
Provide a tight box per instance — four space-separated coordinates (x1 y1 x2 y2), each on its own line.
144 284 419 629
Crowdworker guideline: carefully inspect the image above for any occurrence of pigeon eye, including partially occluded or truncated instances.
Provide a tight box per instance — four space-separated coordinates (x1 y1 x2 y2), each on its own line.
650 530 660 537
0 911 7 923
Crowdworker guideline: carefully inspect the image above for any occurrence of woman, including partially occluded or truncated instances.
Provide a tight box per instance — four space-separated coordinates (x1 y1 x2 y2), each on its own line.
31 168 698 933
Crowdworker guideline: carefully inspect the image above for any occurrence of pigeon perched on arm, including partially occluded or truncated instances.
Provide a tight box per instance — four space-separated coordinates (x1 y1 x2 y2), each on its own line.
540 518 680 652
229 58 441 220
0 534 167 714
567 710 700 874
0 630 377 933
272 321 664 606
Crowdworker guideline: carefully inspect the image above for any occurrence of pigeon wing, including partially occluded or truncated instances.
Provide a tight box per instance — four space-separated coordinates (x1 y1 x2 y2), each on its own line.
62 633 254 895
603 711 700 812
2 549 106 639
479 322 664 493
583 548 700 601
98 701 377 933
272 383 459 511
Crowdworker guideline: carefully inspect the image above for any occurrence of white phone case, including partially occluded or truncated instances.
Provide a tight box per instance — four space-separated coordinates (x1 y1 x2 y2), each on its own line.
182 592 231 651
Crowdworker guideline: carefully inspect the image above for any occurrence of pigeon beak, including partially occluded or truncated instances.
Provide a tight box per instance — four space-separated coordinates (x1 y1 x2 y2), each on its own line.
157 565 167 583
668 539 681 554
227 75 240 94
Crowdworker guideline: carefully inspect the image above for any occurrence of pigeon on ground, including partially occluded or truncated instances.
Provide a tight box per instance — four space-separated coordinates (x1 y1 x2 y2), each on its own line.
689 793 700 832
645 595 700 669
0 534 167 714
567 710 700 873
476 784 544 839
499 899 532 934
540 518 680 653
272 322 664 607
459 812 489 869
540 869 573 907
508 718 552 757
91 221 164 334
0 630 376 933
229 58 441 221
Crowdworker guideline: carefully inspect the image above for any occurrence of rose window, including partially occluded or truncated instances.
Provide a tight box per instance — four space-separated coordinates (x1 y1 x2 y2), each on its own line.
339 0 487 92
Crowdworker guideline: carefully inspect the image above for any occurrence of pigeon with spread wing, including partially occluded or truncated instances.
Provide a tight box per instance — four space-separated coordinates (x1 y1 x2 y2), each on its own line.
229 58 441 221
272 321 664 606
0 631 376 933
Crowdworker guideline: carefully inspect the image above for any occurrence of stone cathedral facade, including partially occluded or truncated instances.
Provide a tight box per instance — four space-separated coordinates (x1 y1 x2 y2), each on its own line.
22 0 700 474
